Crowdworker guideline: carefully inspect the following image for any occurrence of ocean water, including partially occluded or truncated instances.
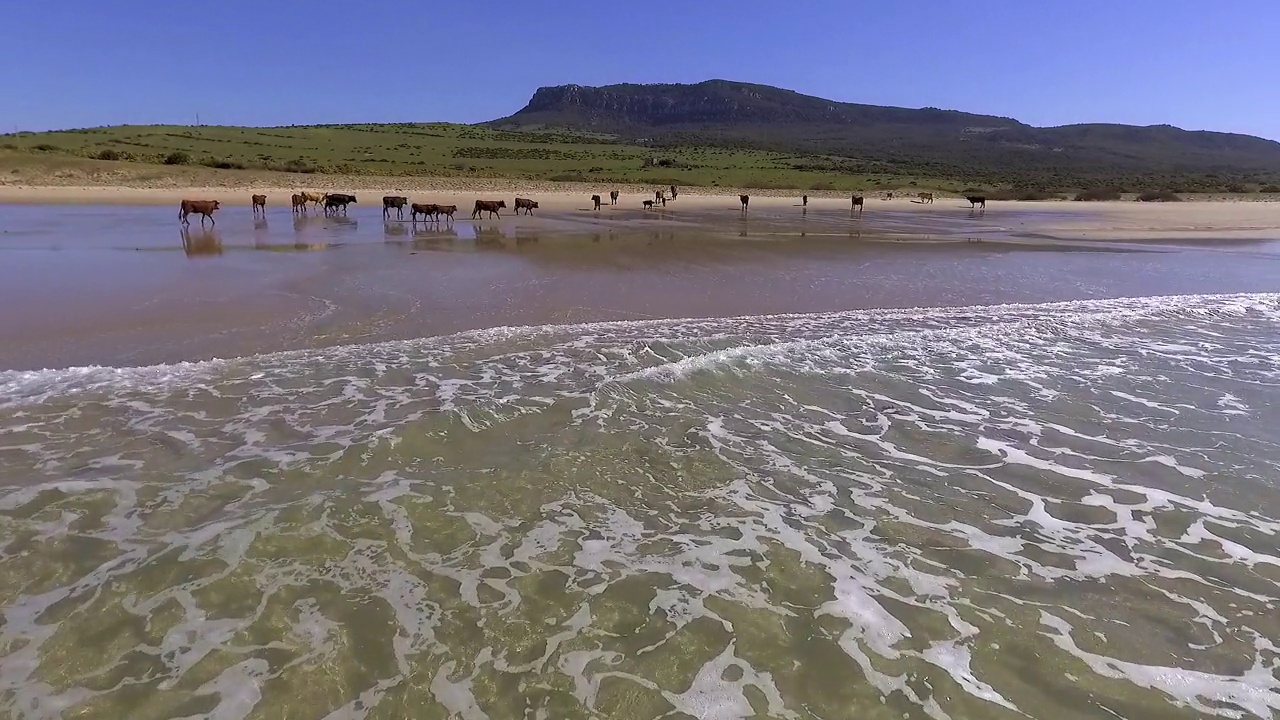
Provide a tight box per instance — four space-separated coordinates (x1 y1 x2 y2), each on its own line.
1 293 1278 719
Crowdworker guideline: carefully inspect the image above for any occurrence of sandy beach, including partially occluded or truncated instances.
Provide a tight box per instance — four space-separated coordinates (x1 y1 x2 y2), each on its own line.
3 185 1280 371
6 183 1280 241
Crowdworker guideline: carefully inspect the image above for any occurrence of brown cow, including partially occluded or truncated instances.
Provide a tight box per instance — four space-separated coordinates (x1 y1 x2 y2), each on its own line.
435 204 458 222
251 194 267 215
852 195 865 216
609 190 619 205
592 194 602 210
514 198 538 216
301 192 325 208
967 195 987 209
179 199 221 226
670 185 678 200
291 193 307 213
642 200 654 210
411 203 438 222
739 195 750 211
383 195 408 220
917 192 935 204
472 200 506 219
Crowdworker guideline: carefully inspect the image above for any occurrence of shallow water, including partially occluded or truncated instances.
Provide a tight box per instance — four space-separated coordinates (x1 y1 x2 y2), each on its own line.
4 203 1280 372
1 290 1279 719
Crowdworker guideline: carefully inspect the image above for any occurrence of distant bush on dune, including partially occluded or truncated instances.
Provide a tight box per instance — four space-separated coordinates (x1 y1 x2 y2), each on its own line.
1261 184 1280 193
265 158 318 174
95 149 121 161
163 151 190 165
988 189 1064 201
1136 190 1182 202
1074 188 1122 201
200 158 246 170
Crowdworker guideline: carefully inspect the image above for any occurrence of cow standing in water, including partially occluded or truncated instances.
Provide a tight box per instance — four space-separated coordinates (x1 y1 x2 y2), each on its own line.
179 199 221 226
514 198 538 215
609 190 619 205
670 185 678 201
592 195 602 210
411 203 439 222
325 194 357 216
291 194 307 213
251 194 267 216
851 195 864 216
802 195 809 207
739 195 750 212
967 195 987 209
383 196 408 220
472 200 506 219
301 192 326 209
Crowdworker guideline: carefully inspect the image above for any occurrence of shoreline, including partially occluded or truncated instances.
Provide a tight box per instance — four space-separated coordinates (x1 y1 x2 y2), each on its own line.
5 184 1280 244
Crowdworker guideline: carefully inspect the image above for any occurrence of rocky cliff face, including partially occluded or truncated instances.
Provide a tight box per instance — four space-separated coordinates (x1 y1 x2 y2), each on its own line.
510 80 1020 129
490 80 1280 178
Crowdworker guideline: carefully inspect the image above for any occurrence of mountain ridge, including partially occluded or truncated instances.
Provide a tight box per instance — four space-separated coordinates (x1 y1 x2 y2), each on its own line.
489 80 1280 185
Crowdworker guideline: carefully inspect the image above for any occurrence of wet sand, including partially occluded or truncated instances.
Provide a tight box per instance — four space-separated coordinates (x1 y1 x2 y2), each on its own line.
3 199 1280 370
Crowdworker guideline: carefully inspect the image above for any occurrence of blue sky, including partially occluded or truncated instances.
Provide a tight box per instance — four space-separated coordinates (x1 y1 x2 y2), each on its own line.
5 1 1277 139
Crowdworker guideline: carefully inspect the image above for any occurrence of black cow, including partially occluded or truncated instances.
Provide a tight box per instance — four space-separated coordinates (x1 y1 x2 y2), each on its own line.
325 193 357 215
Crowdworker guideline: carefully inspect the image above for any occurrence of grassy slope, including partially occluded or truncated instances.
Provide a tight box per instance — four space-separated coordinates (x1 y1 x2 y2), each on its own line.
0 123 1017 194
4 123 1278 195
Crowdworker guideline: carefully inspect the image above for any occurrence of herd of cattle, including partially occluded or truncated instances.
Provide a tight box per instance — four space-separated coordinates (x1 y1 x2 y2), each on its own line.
178 187 989 226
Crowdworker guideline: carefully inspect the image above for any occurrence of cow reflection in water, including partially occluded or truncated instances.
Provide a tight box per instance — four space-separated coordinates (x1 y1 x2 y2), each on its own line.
293 214 324 233
384 222 408 238
515 233 541 248
180 226 222 256
412 224 457 251
474 226 506 249
252 217 270 248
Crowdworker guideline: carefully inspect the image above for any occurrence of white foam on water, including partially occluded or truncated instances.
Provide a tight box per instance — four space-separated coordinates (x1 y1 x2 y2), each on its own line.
1040 612 1280 719
2 291 1280 718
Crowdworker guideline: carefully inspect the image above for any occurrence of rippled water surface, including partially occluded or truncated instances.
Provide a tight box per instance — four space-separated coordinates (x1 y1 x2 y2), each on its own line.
1 293 1279 719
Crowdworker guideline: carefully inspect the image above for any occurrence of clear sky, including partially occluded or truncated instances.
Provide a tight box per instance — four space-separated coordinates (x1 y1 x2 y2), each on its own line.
5 0 1277 139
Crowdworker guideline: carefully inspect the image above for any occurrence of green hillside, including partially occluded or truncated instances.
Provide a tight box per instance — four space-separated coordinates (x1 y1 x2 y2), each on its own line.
6 78 1280 194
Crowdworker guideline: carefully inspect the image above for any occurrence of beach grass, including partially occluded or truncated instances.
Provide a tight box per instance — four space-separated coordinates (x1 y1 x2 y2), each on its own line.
1 123 985 194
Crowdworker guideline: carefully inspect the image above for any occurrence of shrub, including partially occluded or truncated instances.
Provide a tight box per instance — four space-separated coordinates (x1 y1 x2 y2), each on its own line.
163 151 191 165
1074 187 1122 202
200 158 246 170
280 158 319 174
95 149 122 161
33 143 60 152
988 189 1062 201
1136 190 1182 202
1222 183 1249 194
809 181 837 191
1260 184 1280 193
